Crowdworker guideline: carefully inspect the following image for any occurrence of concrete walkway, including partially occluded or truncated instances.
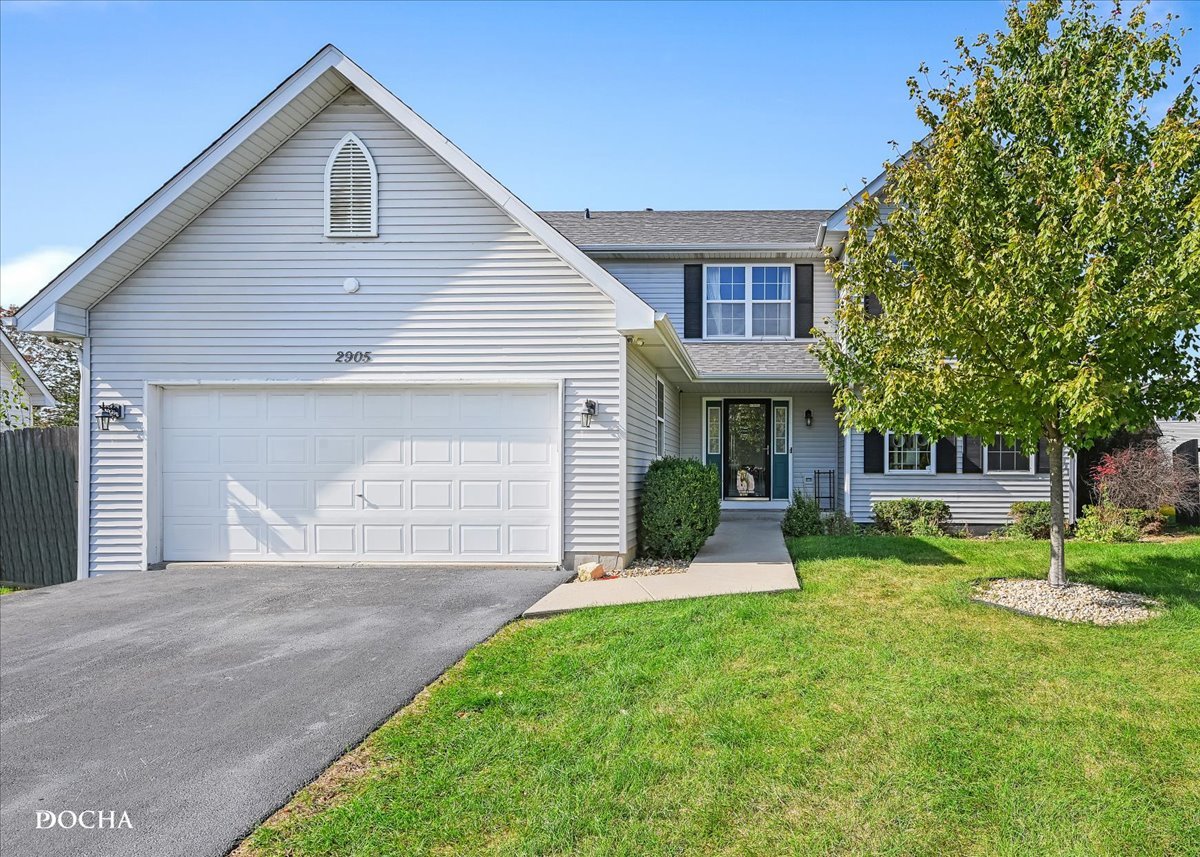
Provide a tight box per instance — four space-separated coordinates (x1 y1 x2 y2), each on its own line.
524 510 797 617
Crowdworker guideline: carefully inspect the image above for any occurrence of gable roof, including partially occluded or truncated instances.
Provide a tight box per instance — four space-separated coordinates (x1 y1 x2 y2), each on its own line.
825 137 929 234
14 46 657 334
0 328 56 407
824 168 889 234
540 209 831 249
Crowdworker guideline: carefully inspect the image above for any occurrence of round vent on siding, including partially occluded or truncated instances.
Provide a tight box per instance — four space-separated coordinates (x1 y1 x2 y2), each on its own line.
324 132 378 238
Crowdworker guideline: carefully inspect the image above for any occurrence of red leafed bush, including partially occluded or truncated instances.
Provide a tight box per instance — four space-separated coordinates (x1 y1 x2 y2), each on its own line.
1090 441 1200 515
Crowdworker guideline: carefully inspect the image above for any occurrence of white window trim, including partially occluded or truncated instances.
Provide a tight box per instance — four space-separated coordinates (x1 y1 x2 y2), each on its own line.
983 435 1038 474
704 400 722 456
701 263 793 340
883 430 936 475
773 404 789 456
655 376 666 458
324 132 379 239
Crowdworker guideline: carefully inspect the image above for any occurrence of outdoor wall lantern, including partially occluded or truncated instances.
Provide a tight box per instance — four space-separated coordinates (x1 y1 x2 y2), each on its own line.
805 409 814 427
580 399 598 428
96 402 124 432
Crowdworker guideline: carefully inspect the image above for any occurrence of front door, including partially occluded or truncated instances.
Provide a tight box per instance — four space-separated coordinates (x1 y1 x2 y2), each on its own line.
723 399 771 499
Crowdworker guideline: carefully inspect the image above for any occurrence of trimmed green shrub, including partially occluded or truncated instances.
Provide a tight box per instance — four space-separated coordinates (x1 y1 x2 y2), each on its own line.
782 491 824 538
872 498 952 536
823 510 859 537
1075 503 1161 543
639 457 720 559
1006 501 1052 539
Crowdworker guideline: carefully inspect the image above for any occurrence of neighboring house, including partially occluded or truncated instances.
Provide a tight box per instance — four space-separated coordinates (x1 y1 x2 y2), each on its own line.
14 46 1064 578
1 327 56 430
1157 419 1200 454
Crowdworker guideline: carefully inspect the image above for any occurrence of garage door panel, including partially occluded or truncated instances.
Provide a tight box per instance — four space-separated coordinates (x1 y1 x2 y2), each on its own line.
161 386 559 563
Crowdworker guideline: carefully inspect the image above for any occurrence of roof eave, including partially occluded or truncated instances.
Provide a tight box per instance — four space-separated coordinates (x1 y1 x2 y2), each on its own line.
14 45 349 334
693 373 828 383
15 46 658 335
0 330 57 407
579 242 821 253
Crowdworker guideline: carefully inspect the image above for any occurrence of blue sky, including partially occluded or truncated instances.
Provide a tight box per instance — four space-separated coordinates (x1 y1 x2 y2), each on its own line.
0 0 1194 306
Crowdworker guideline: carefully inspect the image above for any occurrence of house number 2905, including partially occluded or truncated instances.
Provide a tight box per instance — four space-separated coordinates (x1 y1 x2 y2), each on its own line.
335 351 372 363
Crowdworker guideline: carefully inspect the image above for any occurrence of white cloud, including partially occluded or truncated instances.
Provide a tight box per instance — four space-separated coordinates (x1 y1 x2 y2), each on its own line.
0 247 81 309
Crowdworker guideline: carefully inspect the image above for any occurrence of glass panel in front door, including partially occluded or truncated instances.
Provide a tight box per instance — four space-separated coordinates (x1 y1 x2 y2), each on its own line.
725 401 769 498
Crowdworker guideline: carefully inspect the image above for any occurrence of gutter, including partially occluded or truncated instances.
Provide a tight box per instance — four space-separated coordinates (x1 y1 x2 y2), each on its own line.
578 242 823 254
691 373 829 383
652 314 700 380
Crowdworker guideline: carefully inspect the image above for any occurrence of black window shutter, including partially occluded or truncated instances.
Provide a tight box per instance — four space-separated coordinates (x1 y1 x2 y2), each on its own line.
863 430 885 473
936 437 957 473
865 294 883 317
962 435 983 473
683 265 703 339
794 264 814 338
1036 438 1051 473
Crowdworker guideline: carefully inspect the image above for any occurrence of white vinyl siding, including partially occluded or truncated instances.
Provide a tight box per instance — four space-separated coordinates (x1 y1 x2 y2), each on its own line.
599 258 837 342
84 91 623 573
848 430 1060 524
625 342 679 553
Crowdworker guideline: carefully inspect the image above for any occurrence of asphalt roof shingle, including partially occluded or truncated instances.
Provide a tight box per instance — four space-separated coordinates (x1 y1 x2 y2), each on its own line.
538 209 832 247
683 342 824 377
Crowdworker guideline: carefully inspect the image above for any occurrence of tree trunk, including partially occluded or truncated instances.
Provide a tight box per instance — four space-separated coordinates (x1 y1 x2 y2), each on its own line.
1047 433 1067 586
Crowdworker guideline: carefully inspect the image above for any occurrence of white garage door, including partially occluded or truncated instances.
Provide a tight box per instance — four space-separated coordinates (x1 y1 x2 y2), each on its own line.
159 386 560 563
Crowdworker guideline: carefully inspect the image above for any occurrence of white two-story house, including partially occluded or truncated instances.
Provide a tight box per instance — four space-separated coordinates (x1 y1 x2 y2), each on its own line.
14 47 1061 578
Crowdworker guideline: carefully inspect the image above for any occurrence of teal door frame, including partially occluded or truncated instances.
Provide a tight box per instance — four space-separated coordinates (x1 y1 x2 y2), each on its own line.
703 397 792 501
771 400 790 500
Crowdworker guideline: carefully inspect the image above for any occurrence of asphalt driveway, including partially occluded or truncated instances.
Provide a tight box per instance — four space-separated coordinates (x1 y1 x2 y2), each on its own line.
0 565 570 857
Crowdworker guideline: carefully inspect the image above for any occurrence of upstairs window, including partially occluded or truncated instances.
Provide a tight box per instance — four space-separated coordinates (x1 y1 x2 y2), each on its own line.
325 133 378 238
985 434 1035 473
703 265 792 339
885 432 934 474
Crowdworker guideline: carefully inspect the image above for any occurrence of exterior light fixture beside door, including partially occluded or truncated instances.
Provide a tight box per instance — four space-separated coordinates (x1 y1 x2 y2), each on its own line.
580 399 598 428
805 409 813 427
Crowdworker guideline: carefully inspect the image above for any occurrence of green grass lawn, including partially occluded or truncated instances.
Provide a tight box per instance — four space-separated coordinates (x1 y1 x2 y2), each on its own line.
0 587 18 596
244 537 1200 856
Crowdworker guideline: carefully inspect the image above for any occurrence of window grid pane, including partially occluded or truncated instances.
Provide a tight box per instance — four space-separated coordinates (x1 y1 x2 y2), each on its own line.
751 266 792 301
706 266 745 301
888 433 932 471
752 303 789 337
706 303 745 337
987 434 1030 471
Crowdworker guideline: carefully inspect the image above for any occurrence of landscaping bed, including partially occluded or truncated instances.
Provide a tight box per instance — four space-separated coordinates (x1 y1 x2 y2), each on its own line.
241 536 1200 856
616 558 690 578
972 577 1162 625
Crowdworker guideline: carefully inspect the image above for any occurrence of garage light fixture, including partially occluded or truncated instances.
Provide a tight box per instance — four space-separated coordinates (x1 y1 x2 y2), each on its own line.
580 399 598 428
96 402 124 432
804 409 814 427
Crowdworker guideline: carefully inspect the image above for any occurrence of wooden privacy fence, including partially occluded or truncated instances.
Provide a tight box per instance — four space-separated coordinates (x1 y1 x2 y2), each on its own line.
0 427 77 587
